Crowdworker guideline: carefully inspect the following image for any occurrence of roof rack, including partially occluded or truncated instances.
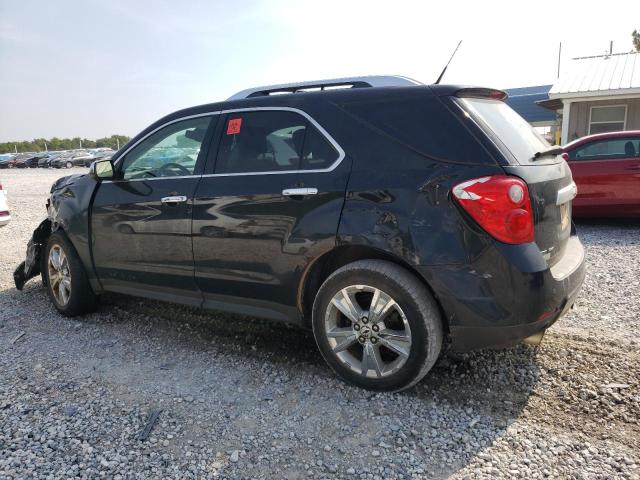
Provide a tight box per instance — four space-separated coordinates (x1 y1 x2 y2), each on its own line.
226 75 423 101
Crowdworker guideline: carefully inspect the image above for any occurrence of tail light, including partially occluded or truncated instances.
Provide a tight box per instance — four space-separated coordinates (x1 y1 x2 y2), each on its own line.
452 175 534 244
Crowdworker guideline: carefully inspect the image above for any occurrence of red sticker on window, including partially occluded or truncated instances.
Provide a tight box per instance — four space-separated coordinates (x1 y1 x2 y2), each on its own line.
227 117 242 135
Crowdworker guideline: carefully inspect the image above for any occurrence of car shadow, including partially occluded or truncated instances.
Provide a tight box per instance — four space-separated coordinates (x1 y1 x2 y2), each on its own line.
1 283 541 477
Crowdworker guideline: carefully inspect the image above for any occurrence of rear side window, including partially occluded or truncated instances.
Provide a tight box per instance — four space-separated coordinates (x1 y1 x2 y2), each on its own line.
216 111 306 174
568 138 640 161
340 95 495 164
215 110 339 174
458 98 550 164
300 126 339 170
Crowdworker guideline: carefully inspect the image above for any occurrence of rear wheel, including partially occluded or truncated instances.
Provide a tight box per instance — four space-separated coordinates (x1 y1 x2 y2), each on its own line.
312 260 443 392
43 232 98 316
65 161 73 168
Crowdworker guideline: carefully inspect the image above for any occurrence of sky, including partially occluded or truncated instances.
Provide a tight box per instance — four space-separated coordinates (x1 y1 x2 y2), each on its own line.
1 0 639 142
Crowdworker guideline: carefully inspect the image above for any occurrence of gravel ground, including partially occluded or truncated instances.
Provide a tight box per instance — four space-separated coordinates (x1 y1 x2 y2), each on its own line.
0 168 638 479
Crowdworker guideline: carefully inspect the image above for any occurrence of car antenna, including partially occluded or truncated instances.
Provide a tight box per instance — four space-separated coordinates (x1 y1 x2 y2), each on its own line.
435 40 462 84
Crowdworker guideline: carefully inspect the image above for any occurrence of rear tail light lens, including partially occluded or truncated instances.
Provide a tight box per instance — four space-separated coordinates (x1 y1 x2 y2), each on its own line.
452 175 534 244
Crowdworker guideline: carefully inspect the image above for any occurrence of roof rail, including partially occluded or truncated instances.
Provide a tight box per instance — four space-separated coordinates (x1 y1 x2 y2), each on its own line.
226 75 423 101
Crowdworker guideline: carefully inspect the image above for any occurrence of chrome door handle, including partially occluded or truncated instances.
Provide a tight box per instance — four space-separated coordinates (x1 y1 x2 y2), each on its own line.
282 188 318 196
161 195 187 204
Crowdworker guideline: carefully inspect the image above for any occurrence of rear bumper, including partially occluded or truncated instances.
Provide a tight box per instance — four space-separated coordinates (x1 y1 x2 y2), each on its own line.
418 235 586 351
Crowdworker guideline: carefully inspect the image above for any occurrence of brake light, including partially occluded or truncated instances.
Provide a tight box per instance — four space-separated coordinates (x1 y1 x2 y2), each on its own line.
452 175 534 244
455 88 508 101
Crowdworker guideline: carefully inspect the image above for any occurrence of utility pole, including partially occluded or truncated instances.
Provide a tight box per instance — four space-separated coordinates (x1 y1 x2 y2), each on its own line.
79 138 82 149
44 141 48 152
557 42 562 79
609 41 613 55
14 145 17 154
116 138 120 150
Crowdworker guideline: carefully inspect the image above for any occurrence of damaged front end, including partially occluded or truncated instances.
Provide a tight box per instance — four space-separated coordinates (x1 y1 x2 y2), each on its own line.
14 172 87 291
13 218 52 290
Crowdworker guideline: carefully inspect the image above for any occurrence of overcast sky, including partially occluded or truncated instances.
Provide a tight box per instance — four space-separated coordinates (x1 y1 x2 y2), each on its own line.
1 0 638 142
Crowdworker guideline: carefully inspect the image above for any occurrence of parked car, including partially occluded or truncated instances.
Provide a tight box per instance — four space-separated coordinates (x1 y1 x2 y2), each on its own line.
563 130 640 217
14 153 45 168
38 152 62 168
0 154 16 169
0 181 10 227
13 153 36 168
86 149 114 166
14 76 585 391
51 151 94 168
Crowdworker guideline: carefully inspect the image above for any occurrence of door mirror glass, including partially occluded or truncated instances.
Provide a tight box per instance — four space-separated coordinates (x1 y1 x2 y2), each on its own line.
91 159 115 179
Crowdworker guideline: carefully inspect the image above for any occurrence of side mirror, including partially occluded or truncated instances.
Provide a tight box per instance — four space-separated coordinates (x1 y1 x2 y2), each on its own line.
90 159 115 180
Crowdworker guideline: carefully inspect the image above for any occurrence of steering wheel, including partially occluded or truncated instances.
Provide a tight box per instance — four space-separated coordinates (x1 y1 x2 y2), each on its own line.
157 161 191 176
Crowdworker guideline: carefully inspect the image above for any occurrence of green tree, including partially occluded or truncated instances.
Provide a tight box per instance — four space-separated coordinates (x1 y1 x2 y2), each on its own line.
0 135 130 154
633 29 640 52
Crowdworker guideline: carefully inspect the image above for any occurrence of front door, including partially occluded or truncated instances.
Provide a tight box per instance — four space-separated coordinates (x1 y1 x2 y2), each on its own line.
91 115 216 305
568 136 640 215
192 109 350 322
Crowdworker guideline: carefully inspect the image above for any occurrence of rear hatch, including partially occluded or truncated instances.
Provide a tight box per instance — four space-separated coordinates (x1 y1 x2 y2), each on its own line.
454 92 575 267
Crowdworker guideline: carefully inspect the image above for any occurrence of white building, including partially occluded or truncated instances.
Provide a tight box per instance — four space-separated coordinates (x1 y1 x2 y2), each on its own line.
538 51 640 144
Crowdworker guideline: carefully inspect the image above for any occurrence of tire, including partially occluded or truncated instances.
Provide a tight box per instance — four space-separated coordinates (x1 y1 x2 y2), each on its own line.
43 231 98 316
312 260 443 392
66 161 73 168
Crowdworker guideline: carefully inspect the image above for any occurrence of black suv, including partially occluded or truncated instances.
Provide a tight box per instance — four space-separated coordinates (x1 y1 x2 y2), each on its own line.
15 76 585 391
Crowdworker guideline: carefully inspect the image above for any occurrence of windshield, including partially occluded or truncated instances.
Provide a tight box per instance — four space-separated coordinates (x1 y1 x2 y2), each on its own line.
458 97 552 164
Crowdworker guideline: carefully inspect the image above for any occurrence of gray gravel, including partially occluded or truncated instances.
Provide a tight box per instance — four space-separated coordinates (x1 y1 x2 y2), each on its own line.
0 169 638 479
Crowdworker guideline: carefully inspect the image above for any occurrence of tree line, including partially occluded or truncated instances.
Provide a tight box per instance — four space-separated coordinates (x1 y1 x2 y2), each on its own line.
0 135 131 154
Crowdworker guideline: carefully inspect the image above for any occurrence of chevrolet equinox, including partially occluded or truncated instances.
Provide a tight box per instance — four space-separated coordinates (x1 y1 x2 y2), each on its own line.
15 76 585 391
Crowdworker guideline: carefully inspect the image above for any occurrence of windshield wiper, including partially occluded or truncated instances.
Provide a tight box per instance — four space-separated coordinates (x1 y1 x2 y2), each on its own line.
531 146 564 161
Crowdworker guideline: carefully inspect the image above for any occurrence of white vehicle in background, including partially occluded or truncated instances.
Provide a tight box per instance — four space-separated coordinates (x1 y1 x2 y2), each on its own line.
0 181 10 227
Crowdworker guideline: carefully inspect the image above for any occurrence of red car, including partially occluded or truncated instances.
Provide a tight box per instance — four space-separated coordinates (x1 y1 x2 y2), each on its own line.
563 131 640 217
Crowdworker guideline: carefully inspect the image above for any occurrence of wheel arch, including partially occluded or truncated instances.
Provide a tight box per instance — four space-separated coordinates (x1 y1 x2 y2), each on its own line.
298 245 449 334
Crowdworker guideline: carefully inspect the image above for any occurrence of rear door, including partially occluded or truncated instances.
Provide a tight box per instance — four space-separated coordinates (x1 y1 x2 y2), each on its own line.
567 137 640 215
91 115 216 305
192 108 349 322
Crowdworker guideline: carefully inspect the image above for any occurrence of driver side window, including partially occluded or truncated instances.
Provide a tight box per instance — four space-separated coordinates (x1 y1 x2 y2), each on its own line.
121 116 212 180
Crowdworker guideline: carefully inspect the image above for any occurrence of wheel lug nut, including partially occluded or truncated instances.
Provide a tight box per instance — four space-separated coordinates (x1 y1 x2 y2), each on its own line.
371 337 378 344
361 316 369 324
354 324 361 331
358 336 366 343
372 324 379 332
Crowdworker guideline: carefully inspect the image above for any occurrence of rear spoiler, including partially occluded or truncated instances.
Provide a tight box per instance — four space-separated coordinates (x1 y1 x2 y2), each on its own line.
455 88 508 101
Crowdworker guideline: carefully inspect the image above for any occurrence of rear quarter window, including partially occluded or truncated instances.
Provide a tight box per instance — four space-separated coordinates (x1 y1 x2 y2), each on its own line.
339 95 495 165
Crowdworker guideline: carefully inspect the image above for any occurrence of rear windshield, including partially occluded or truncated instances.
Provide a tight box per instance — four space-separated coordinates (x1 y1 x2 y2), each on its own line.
458 97 552 164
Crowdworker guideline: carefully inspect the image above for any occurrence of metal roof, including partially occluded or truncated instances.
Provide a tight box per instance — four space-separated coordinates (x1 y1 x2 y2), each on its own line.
504 84 556 123
549 52 640 98
227 75 423 100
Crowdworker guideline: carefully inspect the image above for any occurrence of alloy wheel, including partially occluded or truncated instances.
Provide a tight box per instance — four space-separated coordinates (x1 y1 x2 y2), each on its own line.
324 285 412 378
48 244 72 306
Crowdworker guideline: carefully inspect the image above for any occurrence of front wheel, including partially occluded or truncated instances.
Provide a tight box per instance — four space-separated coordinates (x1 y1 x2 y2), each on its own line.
43 232 98 316
312 260 443 392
